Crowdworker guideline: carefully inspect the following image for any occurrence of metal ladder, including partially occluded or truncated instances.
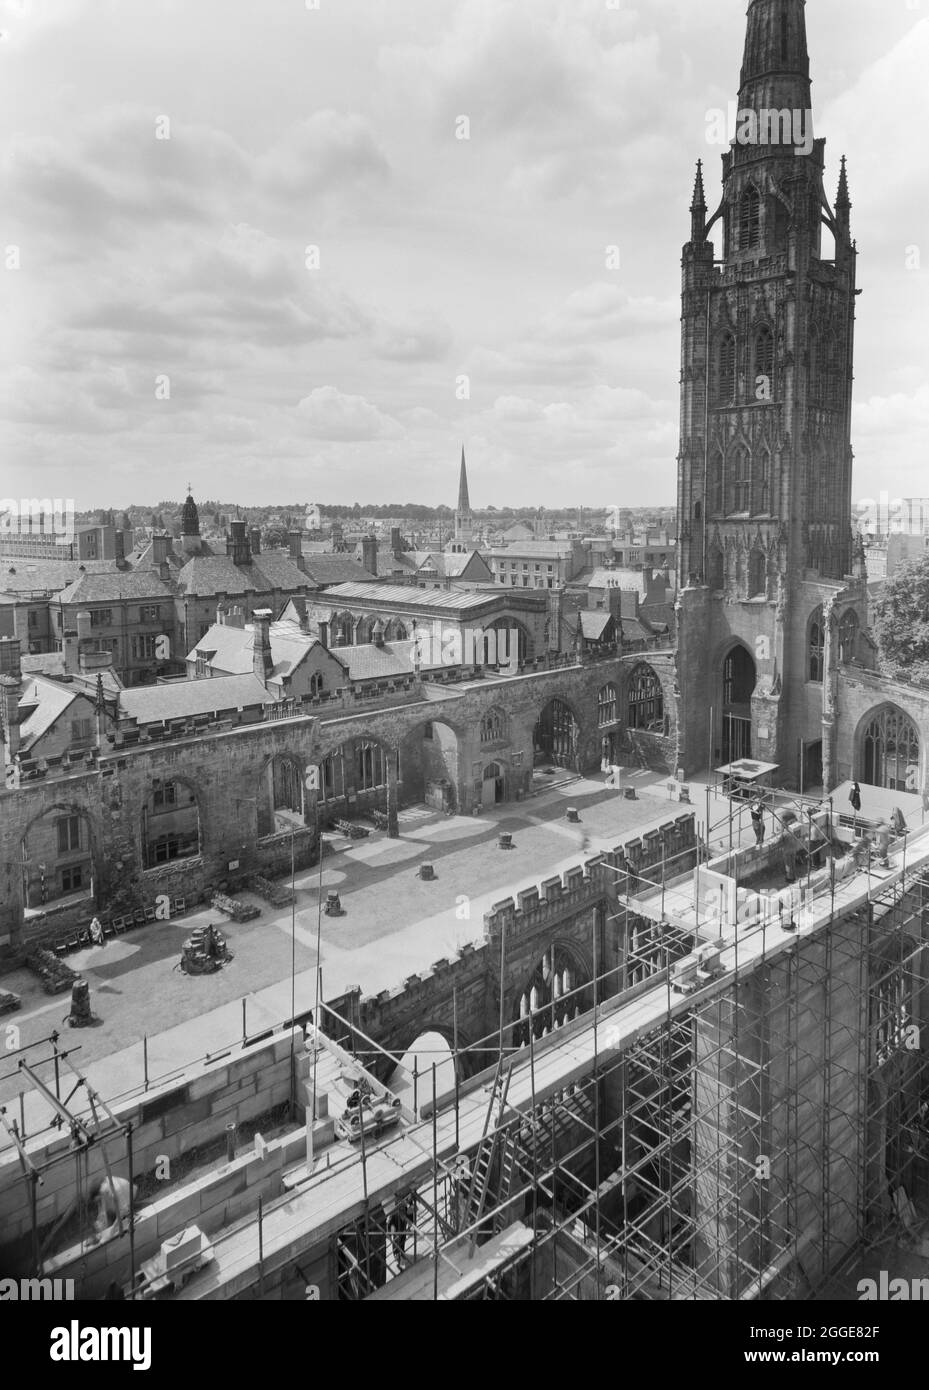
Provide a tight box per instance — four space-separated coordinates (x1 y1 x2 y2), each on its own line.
464 1059 513 1249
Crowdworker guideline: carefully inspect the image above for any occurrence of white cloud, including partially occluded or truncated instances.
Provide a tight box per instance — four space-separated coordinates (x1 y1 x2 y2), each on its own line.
296 386 402 441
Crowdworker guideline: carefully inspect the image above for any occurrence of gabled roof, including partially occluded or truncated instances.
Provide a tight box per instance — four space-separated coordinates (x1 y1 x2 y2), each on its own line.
579 611 613 641
188 619 319 681
17 676 93 753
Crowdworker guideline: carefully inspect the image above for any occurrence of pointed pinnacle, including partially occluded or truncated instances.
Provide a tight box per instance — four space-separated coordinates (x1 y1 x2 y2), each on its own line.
691 159 707 212
836 155 851 210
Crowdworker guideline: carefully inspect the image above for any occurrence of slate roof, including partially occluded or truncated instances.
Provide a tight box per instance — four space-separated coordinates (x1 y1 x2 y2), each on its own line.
323 582 505 613
0 558 120 595
189 620 318 681
57 570 175 604
175 553 310 599
17 676 90 752
119 673 273 724
301 554 377 586
578 611 613 640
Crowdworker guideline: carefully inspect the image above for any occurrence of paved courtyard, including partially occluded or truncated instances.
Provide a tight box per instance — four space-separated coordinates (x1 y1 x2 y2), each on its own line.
0 767 716 1142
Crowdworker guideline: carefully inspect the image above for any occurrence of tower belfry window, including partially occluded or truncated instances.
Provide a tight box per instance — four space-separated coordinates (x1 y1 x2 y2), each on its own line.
740 187 761 251
755 326 774 389
716 334 736 404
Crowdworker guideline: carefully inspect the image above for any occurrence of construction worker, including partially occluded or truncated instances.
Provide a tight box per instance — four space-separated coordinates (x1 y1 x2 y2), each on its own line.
750 800 765 846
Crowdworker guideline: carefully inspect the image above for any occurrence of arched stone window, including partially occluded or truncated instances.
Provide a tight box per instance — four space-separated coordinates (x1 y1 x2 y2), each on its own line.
838 609 859 665
740 185 761 251
708 545 725 591
757 448 772 514
309 671 324 697
143 778 200 868
355 740 387 791
732 446 751 513
862 708 920 793
754 324 774 392
873 935 920 1068
808 607 825 682
627 664 664 731
480 708 506 743
711 449 725 514
715 334 736 405
748 548 766 598
598 683 618 727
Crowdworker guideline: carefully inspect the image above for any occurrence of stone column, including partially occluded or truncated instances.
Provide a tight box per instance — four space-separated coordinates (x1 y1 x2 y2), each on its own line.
386 748 399 838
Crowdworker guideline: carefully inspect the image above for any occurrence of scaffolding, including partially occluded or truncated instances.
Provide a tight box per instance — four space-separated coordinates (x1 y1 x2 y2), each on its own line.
323 787 929 1301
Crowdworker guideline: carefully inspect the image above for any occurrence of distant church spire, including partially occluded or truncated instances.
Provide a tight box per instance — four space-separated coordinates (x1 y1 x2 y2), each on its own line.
457 447 471 514
454 446 473 548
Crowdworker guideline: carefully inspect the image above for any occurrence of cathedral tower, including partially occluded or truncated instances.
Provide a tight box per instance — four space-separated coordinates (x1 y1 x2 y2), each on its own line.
675 0 861 782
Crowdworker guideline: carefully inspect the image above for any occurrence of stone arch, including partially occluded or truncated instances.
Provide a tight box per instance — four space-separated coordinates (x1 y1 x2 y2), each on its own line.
510 940 592 1047
399 718 462 810
597 682 618 729
20 802 97 913
384 1022 478 1088
718 641 757 763
331 611 355 647
533 695 583 771
838 607 859 665
739 181 762 251
354 615 376 645
747 546 766 598
625 662 665 732
256 753 309 837
856 704 921 794
383 618 409 642
808 606 825 682
753 321 775 391
140 774 201 870
318 734 396 822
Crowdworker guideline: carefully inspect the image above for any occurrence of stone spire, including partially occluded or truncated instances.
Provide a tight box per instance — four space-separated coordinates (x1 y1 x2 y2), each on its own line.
738 0 812 129
457 447 471 515
690 159 707 243
455 446 473 547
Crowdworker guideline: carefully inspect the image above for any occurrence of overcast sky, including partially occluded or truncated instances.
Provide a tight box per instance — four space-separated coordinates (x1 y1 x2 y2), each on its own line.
1 0 927 512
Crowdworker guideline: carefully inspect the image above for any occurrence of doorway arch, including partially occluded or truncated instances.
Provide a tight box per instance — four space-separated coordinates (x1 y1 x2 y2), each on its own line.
720 644 757 763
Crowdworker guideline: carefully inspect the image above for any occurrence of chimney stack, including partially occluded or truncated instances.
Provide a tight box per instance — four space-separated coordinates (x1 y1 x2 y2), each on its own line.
361 535 378 576
0 637 23 763
317 619 330 649
152 533 169 565
252 609 274 684
287 532 306 572
390 527 402 557
249 527 262 556
62 629 80 675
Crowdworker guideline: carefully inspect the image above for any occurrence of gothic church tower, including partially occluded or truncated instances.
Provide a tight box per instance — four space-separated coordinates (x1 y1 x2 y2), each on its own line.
675 0 863 783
